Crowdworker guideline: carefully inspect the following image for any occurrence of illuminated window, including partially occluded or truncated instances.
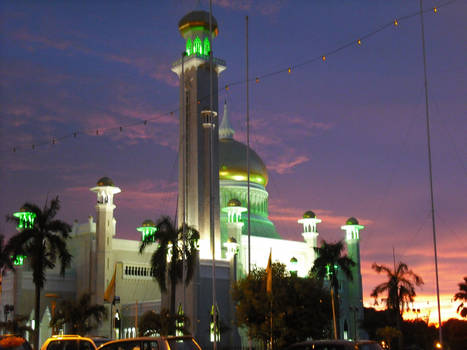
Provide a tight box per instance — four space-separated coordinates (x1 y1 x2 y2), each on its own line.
203 37 210 55
193 37 202 55
186 39 192 56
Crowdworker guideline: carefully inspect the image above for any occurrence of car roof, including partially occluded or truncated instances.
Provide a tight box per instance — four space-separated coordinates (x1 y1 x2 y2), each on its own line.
97 336 194 347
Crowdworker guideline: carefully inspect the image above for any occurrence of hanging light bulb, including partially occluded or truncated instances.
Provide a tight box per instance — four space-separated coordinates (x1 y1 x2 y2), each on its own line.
225 85 229 90
433 7 438 13
394 19 399 27
288 67 291 74
357 39 362 46
322 55 326 62
255 77 259 83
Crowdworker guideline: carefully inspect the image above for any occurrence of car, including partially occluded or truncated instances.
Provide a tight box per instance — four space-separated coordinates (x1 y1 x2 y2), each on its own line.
0 335 32 350
286 339 383 350
96 336 201 350
41 335 101 350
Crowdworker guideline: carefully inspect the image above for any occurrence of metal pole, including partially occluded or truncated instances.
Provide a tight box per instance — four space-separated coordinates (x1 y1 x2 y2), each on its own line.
181 51 187 314
208 1 217 349
246 15 251 275
418 0 443 345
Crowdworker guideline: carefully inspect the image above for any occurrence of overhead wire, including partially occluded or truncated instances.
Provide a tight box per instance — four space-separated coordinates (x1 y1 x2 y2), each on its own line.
4 0 459 154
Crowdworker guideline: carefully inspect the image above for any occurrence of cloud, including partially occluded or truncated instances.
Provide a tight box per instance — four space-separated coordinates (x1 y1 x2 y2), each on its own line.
269 155 309 174
11 29 178 86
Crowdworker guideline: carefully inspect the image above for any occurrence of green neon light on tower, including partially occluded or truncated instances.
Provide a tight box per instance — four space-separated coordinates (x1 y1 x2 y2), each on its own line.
186 38 192 56
13 255 26 266
193 37 202 55
13 210 36 230
137 220 157 242
203 37 210 56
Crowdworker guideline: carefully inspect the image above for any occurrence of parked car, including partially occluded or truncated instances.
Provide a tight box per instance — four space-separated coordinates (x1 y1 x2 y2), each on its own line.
286 339 383 350
0 335 32 350
41 335 102 350
96 336 201 350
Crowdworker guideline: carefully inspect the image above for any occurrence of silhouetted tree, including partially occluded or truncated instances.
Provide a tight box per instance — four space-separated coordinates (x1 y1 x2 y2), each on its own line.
453 276 467 318
371 262 423 350
7 197 72 350
139 216 199 334
312 240 355 338
50 293 107 335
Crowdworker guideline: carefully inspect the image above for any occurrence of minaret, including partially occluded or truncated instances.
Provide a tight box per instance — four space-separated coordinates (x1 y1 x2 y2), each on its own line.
298 210 322 265
341 217 364 339
90 176 121 304
172 11 226 259
222 198 246 273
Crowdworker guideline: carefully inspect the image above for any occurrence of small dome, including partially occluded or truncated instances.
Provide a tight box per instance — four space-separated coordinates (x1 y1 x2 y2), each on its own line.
346 217 359 225
303 210 316 219
178 11 218 37
227 198 242 207
141 219 156 227
97 177 114 187
227 237 237 244
290 257 298 263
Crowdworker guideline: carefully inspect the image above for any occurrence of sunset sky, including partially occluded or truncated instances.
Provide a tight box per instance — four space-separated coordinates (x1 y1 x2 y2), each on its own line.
1 1 466 324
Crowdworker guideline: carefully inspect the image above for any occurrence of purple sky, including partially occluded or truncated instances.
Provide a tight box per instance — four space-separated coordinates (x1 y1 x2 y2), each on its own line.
1 1 466 322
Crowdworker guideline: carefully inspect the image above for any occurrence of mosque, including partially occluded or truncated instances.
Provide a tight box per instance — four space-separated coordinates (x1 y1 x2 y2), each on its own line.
0 9 365 349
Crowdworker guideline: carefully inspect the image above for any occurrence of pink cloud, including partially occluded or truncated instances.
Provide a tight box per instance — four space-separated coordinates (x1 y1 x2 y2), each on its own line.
269 155 309 174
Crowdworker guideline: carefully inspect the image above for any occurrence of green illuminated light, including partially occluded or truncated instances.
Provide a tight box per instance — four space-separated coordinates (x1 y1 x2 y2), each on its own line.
137 226 157 242
193 37 202 55
13 211 36 230
186 39 192 56
210 305 220 342
13 255 25 266
203 38 210 56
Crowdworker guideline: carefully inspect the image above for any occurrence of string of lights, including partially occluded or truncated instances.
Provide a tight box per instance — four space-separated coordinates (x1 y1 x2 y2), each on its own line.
5 0 458 154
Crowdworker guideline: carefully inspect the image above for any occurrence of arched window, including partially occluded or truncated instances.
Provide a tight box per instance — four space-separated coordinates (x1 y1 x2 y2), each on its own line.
193 37 202 55
186 39 192 56
203 37 210 56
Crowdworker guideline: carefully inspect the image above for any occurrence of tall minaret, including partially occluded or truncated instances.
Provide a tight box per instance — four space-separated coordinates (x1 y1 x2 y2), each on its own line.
172 11 226 259
298 210 322 265
90 177 121 304
341 217 364 339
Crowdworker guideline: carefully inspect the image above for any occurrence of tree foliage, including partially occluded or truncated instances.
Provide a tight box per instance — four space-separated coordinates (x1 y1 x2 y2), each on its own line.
138 309 189 337
7 196 72 350
0 314 33 338
139 216 199 321
371 262 423 317
232 262 331 348
50 293 107 335
453 276 467 318
311 240 355 336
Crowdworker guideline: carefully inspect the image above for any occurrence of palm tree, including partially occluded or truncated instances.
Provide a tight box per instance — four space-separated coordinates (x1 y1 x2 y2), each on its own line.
0 234 15 294
454 276 467 318
371 262 423 349
49 293 107 335
7 196 72 350
139 216 199 332
312 240 355 339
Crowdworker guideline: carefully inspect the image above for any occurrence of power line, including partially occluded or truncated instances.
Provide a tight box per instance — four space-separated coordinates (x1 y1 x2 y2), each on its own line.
4 0 459 154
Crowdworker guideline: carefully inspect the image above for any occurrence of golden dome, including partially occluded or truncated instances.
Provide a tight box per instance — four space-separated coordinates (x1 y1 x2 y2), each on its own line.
219 138 268 186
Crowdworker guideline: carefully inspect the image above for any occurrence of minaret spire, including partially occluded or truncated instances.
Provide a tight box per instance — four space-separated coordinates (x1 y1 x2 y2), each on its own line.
219 100 234 139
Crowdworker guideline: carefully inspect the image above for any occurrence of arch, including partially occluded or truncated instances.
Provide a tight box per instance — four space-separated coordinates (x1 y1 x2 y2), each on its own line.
193 37 202 55
203 37 211 55
186 38 192 56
